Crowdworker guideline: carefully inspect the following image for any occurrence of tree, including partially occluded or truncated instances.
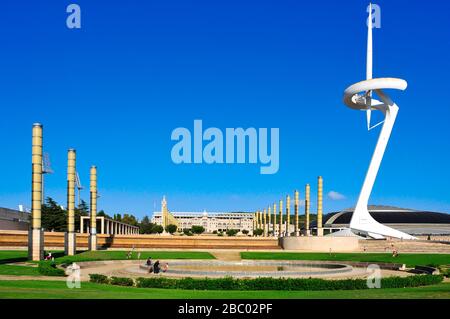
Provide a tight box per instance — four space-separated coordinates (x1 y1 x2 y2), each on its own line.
226 229 239 237
253 229 264 236
98 210 112 219
122 214 138 227
242 229 249 235
139 216 155 234
183 228 193 236
41 197 66 232
165 224 177 234
75 200 89 232
191 225 205 235
152 225 164 234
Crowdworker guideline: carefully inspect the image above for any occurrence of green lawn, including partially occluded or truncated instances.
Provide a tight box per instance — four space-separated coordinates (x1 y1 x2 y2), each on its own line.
0 280 448 299
0 265 40 276
0 250 214 265
241 252 450 267
0 250 214 277
0 251 40 276
53 250 215 264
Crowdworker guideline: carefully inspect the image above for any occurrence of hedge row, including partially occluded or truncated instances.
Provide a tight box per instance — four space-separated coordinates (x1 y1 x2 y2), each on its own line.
38 261 66 277
89 274 134 286
89 274 443 291
110 277 134 287
89 274 110 284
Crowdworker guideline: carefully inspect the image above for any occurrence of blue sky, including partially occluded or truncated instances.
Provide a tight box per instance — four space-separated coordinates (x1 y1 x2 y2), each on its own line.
0 0 449 219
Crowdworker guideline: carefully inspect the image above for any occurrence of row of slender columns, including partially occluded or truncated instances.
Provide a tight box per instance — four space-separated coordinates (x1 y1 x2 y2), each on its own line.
28 123 101 260
80 217 139 235
28 123 141 260
252 176 324 237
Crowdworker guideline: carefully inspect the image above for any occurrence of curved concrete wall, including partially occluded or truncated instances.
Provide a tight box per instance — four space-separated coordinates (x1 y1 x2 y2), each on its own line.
280 236 360 252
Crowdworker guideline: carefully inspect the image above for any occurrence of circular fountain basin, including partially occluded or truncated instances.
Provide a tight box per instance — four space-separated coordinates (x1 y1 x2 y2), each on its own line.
132 260 353 278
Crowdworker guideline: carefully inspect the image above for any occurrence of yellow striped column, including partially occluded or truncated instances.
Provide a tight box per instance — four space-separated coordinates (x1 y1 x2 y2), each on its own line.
267 206 272 236
29 123 44 261
317 176 324 237
260 210 263 230
294 190 300 236
256 211 259 230
278 200 283 237
272 203 277 236
263 209 267 237
89 166 98 250
285 195 291 236
65 149 76 255
305 184 311 236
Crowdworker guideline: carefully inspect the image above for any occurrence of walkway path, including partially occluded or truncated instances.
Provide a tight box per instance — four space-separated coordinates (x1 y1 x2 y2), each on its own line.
210 250 242 261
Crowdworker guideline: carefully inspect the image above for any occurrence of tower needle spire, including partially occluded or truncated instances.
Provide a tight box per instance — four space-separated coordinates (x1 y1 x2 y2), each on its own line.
366 3 373 130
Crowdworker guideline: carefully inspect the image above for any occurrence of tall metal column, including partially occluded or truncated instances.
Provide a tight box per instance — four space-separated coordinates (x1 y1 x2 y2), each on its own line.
29 123 44 261
305 184 311 236
263 209 267 237
317 176 324 237
285 195 291 237
89 166 98 250
278 200 283 237
65 149 76 256
272 203 277 236
294 190 300 236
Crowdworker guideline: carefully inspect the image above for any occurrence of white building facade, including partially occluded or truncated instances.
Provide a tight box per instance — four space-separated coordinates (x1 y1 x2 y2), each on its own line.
152 211 253 234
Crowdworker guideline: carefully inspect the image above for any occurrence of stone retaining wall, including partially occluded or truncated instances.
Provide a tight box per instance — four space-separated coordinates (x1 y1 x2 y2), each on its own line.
0 230 280 250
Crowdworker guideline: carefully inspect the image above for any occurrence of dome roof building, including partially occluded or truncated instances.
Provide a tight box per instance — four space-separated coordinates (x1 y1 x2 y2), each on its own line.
311 205 450 236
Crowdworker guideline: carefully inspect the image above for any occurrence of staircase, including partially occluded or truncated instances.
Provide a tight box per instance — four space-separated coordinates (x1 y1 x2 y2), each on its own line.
359 239 450 253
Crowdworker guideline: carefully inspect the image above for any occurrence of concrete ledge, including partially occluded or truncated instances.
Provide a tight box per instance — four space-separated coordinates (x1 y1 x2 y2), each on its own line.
0 230 280 250
280 236 360 252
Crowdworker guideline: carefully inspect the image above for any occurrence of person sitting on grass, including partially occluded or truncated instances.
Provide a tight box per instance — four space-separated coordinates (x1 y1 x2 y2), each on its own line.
153 260 161 274
148 265 154 273
162 262 169 273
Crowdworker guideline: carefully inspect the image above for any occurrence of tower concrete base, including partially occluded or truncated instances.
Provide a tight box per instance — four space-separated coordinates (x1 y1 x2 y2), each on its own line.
280 236 359 252
65 232 76 256
317 228 324 237
28 228 44 261
89 234 97 251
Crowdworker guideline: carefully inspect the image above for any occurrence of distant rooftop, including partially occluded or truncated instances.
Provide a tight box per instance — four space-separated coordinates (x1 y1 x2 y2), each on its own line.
323 205 450 226
153 211 253 218
340 205 416 212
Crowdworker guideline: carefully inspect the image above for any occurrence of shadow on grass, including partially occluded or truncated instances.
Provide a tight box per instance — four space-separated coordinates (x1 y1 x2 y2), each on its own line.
0 257 28 264
0 251 66 265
